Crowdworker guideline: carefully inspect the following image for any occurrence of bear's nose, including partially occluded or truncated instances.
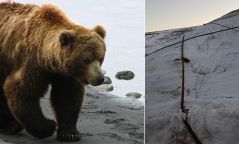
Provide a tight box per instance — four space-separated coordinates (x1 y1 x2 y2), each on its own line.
97 76 104 85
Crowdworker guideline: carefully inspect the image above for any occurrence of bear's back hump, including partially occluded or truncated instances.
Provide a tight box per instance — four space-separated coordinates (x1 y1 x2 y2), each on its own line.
0 2 36 15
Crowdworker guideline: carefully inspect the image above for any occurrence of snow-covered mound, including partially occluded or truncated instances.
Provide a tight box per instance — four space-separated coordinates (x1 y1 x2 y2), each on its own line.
145 27 195 55
146 10 239 144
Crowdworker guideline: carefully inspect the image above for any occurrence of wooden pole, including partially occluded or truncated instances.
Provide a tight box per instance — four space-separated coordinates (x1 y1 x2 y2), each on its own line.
180 35 202 143
181 35 185 112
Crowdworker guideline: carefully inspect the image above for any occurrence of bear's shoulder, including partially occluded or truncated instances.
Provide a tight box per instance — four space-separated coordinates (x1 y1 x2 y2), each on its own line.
33 4 71 25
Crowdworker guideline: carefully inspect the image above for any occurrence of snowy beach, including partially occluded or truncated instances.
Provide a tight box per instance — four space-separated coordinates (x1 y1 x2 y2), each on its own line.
146 10 239 144
0 87 144 144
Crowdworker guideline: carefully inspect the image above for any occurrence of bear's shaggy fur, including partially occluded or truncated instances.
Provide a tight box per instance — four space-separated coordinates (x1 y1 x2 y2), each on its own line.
0 2 106 141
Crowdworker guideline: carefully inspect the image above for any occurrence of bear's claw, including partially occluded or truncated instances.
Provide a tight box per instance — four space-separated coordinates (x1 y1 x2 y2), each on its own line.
57 129 81 142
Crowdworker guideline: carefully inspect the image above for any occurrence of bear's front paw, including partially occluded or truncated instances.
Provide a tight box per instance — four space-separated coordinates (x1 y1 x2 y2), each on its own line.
57 129 81 142
0 120 23 135
26 119 56 139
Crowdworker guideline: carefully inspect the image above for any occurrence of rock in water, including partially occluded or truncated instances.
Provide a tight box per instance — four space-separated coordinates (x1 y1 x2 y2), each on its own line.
126 92 142 99
115 71 135 80
103 76 112 84
96 84 114 92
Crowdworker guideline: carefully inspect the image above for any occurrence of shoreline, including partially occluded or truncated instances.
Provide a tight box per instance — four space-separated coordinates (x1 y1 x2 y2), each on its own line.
0 87 144 144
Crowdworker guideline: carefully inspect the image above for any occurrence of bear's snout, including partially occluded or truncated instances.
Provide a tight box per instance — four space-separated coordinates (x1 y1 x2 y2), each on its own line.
95 75 104 86
89 72 104 86
87 60 105 86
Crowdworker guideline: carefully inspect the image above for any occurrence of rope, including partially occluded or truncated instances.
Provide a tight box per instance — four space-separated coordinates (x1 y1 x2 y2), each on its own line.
146 25 239 57
210 22 239 32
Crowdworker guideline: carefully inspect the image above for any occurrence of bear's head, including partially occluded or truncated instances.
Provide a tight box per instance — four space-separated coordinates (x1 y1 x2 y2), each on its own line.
58 25 106 86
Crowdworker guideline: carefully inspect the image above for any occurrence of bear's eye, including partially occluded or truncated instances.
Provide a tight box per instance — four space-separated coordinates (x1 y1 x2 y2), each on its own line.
84 59 91 65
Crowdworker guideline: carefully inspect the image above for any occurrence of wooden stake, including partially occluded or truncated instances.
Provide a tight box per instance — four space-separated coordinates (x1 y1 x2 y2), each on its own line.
181 35 185 112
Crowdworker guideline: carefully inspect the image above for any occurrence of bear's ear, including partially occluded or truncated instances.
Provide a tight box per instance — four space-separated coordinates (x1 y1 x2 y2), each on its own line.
93 25 106 39
59 31 75 47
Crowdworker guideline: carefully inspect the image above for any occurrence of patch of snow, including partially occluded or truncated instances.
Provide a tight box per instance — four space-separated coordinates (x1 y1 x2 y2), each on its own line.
146 10 239 144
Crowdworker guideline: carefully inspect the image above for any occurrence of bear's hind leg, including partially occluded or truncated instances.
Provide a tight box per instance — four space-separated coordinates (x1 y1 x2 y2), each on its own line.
3 72 56 139
0 85 12 128
0 85 23 134
50 75 85 142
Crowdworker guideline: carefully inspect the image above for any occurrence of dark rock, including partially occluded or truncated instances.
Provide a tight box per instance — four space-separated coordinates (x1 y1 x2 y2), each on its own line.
103 76 112 84
182 57 190 63
115 71 135 80
126 92 142 99
174 57 190 63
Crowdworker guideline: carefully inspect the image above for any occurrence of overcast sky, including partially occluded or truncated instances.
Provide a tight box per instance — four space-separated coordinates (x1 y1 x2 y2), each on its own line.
146 0 239 32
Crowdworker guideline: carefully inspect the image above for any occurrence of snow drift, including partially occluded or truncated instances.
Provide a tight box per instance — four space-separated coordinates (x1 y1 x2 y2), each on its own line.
146 10 239 144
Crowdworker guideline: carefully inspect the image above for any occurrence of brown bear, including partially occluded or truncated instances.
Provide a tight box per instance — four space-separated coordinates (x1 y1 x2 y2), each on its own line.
0 2 106 142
